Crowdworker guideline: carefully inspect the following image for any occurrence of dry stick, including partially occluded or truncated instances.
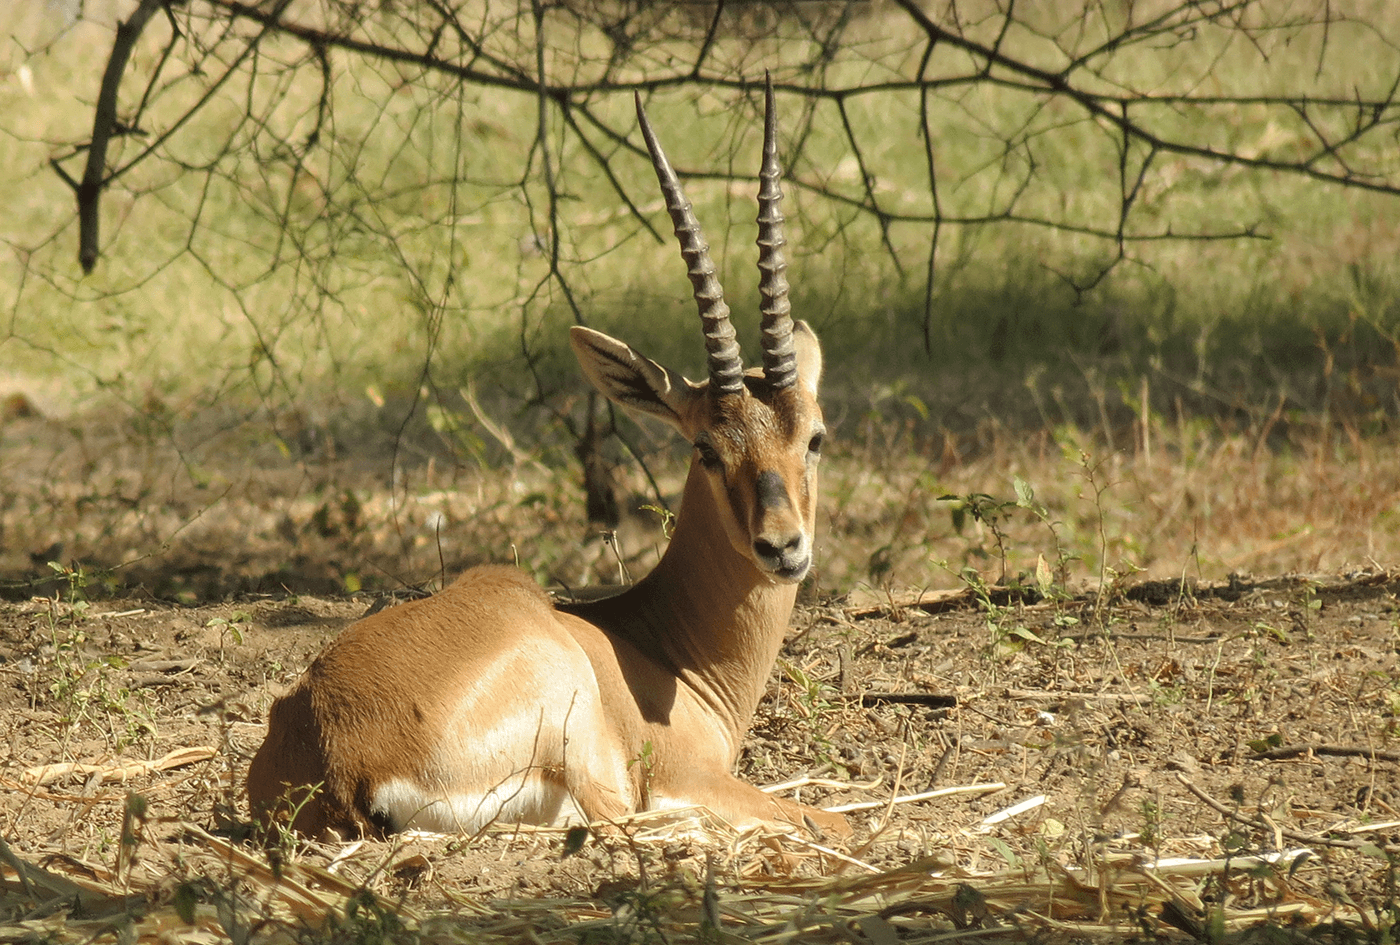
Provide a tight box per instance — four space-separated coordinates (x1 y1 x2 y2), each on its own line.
764 833 881 874
1251 743 1400 763
761 775 884 794
22 746 216 787
1174 773 1394 853
860 692 958 709
826 782 1006 815
1006 689 1151 705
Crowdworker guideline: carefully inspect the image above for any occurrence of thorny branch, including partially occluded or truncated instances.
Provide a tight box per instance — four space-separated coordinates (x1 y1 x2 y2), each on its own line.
42 0 1400 355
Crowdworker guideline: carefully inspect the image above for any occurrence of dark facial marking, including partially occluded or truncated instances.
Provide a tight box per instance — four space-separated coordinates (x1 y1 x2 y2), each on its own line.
755 471 790 511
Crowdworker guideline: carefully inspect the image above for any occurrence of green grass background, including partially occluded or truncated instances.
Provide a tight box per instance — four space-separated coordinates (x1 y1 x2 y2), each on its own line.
1 0 1398 595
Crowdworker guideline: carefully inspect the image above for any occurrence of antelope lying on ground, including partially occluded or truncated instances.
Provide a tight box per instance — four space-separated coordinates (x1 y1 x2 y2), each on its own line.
246 80 849 841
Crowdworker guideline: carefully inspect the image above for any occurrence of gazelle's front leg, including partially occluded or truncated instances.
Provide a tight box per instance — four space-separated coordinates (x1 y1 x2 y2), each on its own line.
651 766 851 838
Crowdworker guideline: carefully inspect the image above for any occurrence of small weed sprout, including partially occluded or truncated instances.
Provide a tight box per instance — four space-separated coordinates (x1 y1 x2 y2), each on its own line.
939 476 1076 603
594 884 687 945
627 740 655 799
331 889 413 945
260 784 327 863
952 566 1073 666
1070 450 1142 623
207 611 252 661
937 492 1017 583
1138 797 1163 851
43 604 155 750
47 560 90 610
777 660 836 764
117 792 149 888
1294 579 1322 641
639 504 675 539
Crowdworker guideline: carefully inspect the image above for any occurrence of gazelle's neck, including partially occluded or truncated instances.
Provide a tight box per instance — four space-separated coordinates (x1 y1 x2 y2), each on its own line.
567 461 799 740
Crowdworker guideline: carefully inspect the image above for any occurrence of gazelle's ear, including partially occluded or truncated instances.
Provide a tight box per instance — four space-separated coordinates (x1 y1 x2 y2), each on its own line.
791 321 822 397
570 326 698 432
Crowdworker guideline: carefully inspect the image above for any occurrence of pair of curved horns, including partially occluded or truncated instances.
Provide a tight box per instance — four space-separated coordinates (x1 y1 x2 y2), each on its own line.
635 74 797 394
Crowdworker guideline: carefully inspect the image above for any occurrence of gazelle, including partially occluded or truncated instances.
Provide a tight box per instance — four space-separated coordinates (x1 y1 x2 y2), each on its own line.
246 79 848 840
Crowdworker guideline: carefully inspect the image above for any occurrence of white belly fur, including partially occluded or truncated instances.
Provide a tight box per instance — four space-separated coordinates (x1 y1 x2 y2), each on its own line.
372 772 582 833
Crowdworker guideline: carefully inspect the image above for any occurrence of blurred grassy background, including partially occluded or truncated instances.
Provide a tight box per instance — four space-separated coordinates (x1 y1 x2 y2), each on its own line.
1 0 1397 599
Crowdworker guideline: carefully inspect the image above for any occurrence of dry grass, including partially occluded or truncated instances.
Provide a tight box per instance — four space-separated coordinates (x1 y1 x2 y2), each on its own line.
0 819 1366 944
824 412 1400 595
7 397 1396 601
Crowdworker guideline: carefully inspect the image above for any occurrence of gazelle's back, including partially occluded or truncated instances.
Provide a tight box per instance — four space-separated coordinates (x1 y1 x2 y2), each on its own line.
248 566 632 836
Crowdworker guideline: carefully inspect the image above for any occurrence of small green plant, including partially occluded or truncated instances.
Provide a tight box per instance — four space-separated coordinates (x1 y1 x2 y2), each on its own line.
258 783 327 864
1010 477 1075 597
777 660 837 764
1383 682 1400 738
639 504 675 539
117 792 149 887
780 660 833 719
43 609 155 749
1067 450 1141 623
954 566 1072 664
47 560 89 604
1250 620 1290 645
47 647 158 750
627 740 656 799
1137 797 1163 850
1294 580 1322 641
938 492 1018 583
207 611 252 660
330 888 414 945
939 476 1076 600
584 883 687 945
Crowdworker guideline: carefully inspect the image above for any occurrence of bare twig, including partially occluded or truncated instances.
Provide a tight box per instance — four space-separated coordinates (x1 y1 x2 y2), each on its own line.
73 0 164 273
1175 772 1396 852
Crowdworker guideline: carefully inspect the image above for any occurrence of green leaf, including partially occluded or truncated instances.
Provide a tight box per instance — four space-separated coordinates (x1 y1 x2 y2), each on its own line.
1034 554 1054 596
1246 732 1283 753
562 826 589 857
173 883 199 924
1013 476 1034 507
983 835 1019 869
1008 626 1049 645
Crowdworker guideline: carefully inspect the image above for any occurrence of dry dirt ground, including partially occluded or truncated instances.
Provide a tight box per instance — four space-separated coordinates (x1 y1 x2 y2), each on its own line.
1 570 1398 940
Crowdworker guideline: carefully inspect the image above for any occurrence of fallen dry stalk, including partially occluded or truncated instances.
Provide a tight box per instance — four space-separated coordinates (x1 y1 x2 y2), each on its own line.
21 747 217 787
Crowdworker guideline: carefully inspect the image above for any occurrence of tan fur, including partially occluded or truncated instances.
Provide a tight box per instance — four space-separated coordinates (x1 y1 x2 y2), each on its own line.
248 93 848 839
246 328 847 839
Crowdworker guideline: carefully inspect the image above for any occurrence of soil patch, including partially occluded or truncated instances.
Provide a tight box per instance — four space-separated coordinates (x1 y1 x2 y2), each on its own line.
2 570 1397 939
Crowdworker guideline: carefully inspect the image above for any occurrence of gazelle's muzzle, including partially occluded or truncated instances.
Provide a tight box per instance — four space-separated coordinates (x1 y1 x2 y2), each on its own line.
751 470 811 581
753 531 811 583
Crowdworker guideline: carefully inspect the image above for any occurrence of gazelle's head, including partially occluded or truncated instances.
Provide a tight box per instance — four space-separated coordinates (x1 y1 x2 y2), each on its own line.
571 78 824 584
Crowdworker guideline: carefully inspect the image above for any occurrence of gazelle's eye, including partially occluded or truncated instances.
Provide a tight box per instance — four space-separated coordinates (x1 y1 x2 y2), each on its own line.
695 440 722 469
807 431 825 456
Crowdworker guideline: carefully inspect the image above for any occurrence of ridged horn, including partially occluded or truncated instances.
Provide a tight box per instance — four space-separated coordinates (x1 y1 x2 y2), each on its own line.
756 74 796 391
635 92 745 396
